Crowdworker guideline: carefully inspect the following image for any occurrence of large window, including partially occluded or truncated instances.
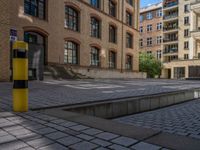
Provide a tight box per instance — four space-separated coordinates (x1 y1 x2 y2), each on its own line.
157 50 162 59
147 24 152 32
157 22 162 30
126 11 133 26
157 36 162 44
91 47 100 66
126 33 133 48
91 17 101 38
109 0 116 17
147 37 152 46
64 41 78 64
126 55 132 70
126 0 133 6
156 9 162 17
109 25 117 43
90 0 100 9
109 51 116 69
65 6 79 31
24 0 46 19
146 12 153 20
139 39 143 47
184 16 190 25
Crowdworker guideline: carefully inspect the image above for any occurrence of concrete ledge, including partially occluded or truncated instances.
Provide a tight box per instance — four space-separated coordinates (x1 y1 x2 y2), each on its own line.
60 89 200 119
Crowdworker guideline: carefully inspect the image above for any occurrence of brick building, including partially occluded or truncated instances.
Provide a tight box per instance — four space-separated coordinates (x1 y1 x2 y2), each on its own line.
139 3 163 60
0 0 145 81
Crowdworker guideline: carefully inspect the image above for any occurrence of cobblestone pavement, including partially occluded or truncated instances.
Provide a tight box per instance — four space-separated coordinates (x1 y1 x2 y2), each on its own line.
1 79 200 110
0 111 167 150
115 99 200 141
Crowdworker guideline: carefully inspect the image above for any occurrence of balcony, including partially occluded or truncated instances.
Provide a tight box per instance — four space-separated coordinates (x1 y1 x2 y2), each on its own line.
163 1 178 10
191 27 200 38
163 48 178 55
163 38 178 43
163 13 178 21
163 26 178 33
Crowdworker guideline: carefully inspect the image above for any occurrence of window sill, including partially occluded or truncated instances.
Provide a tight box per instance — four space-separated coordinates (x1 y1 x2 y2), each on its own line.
64 27 80 33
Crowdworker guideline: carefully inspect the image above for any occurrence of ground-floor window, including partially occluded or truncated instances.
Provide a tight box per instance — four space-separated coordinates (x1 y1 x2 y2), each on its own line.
64 41 78 64
126 55 132 70
174 67 185 79
90 47 100 66
109 51 116 69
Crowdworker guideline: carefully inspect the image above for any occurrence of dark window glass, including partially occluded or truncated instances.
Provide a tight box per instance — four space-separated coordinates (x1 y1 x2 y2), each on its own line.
65 6 79 31
126 11 132 26
91 47 100 66
90 0 100 9
64 41 78 64
109 0 116 17
126 55 132 70
126 33 133 48
109 51 116 69
126 0 133 6
91 17 101 38
109 25 117 43
24 0 46 19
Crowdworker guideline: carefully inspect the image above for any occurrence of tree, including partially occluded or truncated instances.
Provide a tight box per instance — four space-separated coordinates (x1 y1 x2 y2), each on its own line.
139 52 162 78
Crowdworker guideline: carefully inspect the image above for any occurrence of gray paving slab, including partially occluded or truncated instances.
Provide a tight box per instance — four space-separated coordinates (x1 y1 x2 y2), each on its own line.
95 132 119 140
111 136 138 147
57 136 82 146
91 138 112 147
69 141 99 150
131 142 161 150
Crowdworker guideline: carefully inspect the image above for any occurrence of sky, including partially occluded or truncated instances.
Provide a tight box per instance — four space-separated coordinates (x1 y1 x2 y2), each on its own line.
140 0 162 8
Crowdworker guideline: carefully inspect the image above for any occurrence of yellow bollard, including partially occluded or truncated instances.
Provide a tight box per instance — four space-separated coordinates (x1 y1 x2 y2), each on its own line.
12 41 28 112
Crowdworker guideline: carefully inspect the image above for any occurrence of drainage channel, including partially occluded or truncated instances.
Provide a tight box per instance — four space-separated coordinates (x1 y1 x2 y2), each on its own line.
48 88 200 119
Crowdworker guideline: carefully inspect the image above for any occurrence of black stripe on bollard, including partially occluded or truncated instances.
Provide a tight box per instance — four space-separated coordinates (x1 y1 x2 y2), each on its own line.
13 49 28 58
13 80 28 89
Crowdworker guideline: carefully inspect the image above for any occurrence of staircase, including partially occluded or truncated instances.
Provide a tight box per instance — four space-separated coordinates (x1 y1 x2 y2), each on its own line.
43 65 90 80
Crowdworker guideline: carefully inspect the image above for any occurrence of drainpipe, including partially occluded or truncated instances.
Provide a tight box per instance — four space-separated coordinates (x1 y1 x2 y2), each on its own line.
121 0 124 73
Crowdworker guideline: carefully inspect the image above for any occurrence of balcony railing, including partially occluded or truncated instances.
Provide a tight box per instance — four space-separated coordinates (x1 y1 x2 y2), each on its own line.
163 1 178 9
163 48 178 54
163 13 178 20
163 26 178 31
163 38 178 43
191 0 200 5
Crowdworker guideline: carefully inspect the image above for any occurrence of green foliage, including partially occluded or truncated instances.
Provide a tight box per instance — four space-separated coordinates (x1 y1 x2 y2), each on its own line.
139 52 162 78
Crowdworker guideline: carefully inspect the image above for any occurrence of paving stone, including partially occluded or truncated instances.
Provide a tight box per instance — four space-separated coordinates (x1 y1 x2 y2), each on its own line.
111 136 138 147
3 125 24 132
0 134 16 144
34 127 56 135
45 131 68 140
109 144 131 150
0 130 8 137
61 121 78 128
95 132 119 140
63 128 80 136
16 132 42 142
131 142 161 150
38 143 69 150
57 136 82 146
69 125 90 131
50 119 66 124
8 128 32 136
82 128 103 135
91 138 112 147
19 146 35 150
0 140 28 149
95 148 110 150
76 134 95 141
69 141 98 150
26 137 54 148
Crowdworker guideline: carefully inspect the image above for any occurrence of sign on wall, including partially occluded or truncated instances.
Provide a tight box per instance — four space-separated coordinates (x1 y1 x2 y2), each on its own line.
10 29 17 42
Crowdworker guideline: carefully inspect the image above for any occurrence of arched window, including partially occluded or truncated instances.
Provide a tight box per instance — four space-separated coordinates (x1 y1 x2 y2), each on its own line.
65 6 79 31
126 55 133 70
91 17 101 38
109 51 116 69
91 47 100 66
64 41 79 64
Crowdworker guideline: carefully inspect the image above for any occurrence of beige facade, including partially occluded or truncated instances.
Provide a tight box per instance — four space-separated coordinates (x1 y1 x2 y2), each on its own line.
0 0 141 81
139 3 163 59
162 0 200 79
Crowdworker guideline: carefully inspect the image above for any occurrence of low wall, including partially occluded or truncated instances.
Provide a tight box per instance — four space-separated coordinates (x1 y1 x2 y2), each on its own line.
71 67 147 79
63 89 200 119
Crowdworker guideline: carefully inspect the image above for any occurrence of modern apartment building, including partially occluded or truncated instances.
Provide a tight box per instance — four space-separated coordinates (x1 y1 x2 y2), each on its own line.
139 3 163 60
162 0 195 78
0 0 143 81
